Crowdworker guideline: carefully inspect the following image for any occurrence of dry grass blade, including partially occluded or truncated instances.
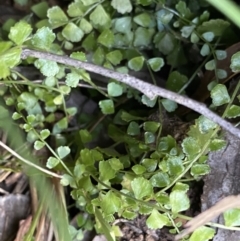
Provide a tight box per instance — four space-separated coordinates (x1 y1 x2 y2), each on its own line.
175 195 240 240
14 216 32 241
0 141 62 178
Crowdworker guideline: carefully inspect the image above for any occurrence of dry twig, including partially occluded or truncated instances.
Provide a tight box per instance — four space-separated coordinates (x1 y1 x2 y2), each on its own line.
21 48 240 139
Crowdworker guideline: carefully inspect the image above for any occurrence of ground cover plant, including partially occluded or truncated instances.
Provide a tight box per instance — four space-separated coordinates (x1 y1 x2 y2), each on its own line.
1 0 240 240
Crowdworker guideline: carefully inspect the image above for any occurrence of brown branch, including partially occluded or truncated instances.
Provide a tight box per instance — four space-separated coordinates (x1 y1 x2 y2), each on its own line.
21 48 240 139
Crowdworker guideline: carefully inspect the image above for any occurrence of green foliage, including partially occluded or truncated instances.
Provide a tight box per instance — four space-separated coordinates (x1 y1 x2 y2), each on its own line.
189 226 215 241
1 0 240 240
99 99 115 114
128 56 144 71
141 95 157 107
230 52 240 72
107 82 123 97
0 44 21 78
146 209 169 229
9 21 32 45
170 183 190 213
224 208 240 226
31 27 56 50
211 84 230 106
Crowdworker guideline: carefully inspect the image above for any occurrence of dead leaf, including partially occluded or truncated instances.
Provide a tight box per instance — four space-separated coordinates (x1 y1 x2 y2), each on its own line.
14 216 32 241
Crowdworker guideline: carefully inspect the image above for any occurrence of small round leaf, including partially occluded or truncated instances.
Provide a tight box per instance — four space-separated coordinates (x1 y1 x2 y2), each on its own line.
47 6 68 28
66 72 80 87
190 226 215 241
144 132 155 144
79 18 92 34
147 57 164 72
9 21 32 45
202 31 214 42
226 105 240 118
190 32 199 43
224 208 240 227
182 137 201 157
128 56 145 71
35 59 59 77
99 99 114 114
12 112 22 120
200 43 210 56
205 59 216 70
31 2 49 19
89 5 111 28
131 177 152 199
62 23 84 42
127 121 140 136
34 140 45 150
107 82 123 97
215 50 227 60
161 99 177 112
230 52 240 72
40 129 51 140
143 121 160 133
216 69 227 79
191 164 210 176
31 27 55 50
132 165 146 175
53 95 63 105
111 0 132 14
47 157 60 169
150 173 170 187
170 190 190 213
57 146 70 159
142 158 157 172
79 129 92 143
97 29 114 48
146 209 169 229
141 95 157 107
181 25 195 38
106 50 123 66
197 116 218 133
209 139 226 151
210 84 230 106
133 12 153 27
